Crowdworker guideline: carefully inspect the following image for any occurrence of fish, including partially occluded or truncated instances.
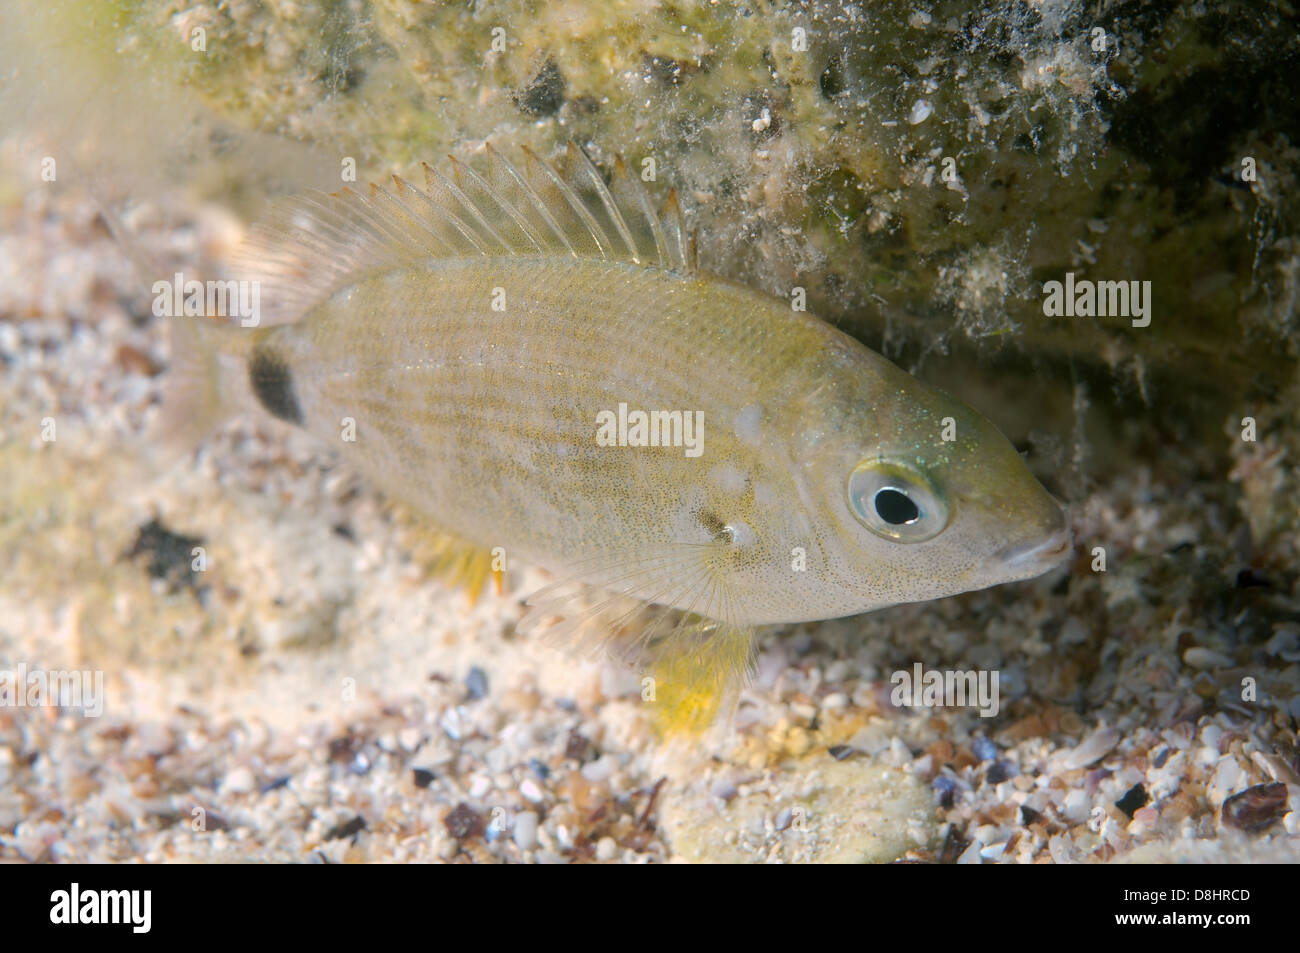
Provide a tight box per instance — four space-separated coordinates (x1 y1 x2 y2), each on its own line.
162 142 1071 733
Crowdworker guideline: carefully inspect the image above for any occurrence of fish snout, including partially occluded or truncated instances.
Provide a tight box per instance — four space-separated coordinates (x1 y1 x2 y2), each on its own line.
994 521 1072 570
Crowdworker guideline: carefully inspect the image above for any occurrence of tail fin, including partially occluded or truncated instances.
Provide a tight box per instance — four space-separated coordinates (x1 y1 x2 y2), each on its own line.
157 316 229 456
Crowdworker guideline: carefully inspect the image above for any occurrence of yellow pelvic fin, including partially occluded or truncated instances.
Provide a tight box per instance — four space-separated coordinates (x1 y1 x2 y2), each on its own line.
518 541 755 737
647 618 755 738
389 503 503 605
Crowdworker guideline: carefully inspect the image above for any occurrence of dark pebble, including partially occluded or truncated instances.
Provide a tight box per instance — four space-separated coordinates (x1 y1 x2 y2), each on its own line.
564 730 594 763
1020 804 1043 826
514 59 566 117
465 666 489 701
327 735 358 762
444 802 485 840
933 774 958 809
324 815 367 841
827 745 857 761
412 768 436 789
122 518 204 593
1235 568 1270 589
1221 782 1288 832
529 758 551 779
1115 783 1149 818
986 761 1012 784
259 775 292 794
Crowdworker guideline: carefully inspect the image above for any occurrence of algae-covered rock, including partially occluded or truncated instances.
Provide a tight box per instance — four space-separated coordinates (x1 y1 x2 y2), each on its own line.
10 0 1295 437
659 755 937 863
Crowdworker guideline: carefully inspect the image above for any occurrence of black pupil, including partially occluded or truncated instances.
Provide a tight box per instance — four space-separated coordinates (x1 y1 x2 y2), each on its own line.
875 488 919 525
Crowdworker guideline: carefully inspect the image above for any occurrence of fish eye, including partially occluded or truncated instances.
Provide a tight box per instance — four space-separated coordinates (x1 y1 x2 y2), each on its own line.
847 461 948 542
873 487 918 525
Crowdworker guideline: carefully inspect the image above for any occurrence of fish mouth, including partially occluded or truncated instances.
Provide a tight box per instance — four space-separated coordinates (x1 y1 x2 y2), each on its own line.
994 527 1072 571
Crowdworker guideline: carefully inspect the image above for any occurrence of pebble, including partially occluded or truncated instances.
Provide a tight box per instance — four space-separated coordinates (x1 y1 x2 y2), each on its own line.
1183 647 1232 670
1221 782 1288 832
222 767 255 794
1207 757 1245 806
465 666 489 700
821 692 848 710
581 755 617 783
439 707 466 740
1062 726 1119 769
1115 783 1148 818
1062 789 1091 823
513 810 539 849
443 803 483 840
595 836 618 861
412 767 435 789
786 727 812 757
908 99 934 124
520 778 545 803
971 736 999 761
823 661 850 682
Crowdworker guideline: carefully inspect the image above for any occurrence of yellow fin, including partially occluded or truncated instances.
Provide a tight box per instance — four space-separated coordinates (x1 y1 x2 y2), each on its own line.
389 503 503 606
519 543 754 735
646 617 755 738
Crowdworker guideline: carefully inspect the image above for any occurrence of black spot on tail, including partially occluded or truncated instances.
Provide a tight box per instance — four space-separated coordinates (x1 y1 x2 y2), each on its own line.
248 345 303 426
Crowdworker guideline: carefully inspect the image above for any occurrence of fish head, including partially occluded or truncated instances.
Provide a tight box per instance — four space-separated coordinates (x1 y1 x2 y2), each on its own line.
798 338 1070 612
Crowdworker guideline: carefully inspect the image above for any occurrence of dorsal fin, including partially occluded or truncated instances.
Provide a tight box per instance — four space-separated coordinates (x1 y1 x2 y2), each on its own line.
230 142 693 326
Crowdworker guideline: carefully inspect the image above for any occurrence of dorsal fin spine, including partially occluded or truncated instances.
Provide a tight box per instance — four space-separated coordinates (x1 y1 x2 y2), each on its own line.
232 142 695 327
487 146 578 257
614 155 669 266
430 163 512 254
522 145 615 260
415 164 492 254
450 157 546 254
567 142 639 262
